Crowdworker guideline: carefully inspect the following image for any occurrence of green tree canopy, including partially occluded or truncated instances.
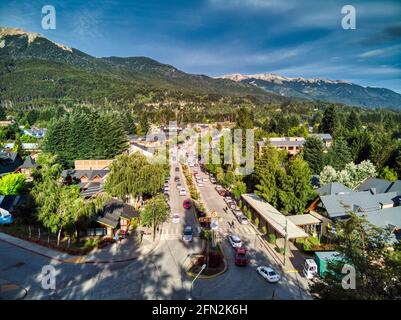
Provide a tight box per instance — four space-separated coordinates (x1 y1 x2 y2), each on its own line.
321 105 338 135
105 152 165 202
303 136 325 175
0 173 27 195
310 214 401 299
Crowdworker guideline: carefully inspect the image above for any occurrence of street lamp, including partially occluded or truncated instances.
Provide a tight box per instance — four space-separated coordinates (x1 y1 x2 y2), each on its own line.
189 263 206 300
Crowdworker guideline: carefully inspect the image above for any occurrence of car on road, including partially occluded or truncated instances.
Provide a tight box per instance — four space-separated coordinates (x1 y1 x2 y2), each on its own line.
0 212 13 225
179 188 187 196
234 247 249 266
197 182 204 187
183 199 192 209
175 167 180 172
238 214 249 225
176 183 182 189
202 177 208 182
172 213 180 224
228 234 242 248
257 266 281 283
232 209 243 217
217 189 226 196
174 176 180 182
183 226 193 242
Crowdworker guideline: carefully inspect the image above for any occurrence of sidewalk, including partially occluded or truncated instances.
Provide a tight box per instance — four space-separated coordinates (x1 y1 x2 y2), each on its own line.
0 278 27 300
0 229 160 264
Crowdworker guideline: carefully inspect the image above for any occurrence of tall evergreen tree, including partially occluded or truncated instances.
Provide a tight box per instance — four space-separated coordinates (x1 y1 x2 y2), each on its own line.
302 136 325 175
345 110 361 131
326 138 352 171
321 105 338 135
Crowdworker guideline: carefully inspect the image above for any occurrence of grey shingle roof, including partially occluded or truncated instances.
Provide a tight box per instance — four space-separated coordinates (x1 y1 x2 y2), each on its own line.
316 182 353 196
357 178 393 194
19 155 39 169
362 206 401 230
62 169 109 180
320 191 397 218
93 199 139 228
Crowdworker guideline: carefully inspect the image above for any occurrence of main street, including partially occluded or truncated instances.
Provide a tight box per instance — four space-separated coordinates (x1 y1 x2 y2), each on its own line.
0 143 309 300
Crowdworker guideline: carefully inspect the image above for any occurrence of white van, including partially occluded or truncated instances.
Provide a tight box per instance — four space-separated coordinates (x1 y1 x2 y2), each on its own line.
303 259 318 279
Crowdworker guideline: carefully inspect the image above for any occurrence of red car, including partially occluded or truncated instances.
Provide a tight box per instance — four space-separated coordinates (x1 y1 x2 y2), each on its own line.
183 199 192 209
234 247 249 266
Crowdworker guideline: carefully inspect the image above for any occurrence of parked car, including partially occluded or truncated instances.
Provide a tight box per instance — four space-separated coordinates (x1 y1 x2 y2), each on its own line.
197 182 204 187
183 199 192 209
238 214 249 225
232 209 243 217
0 212 13 225
164 186 170 192
218 189 226 196
179 188 187 196
183 226 193 242
210 177 216 183
227 201 237 210
234 247 249 266
257 266 280 283
228 234 242 248
172 213 180 224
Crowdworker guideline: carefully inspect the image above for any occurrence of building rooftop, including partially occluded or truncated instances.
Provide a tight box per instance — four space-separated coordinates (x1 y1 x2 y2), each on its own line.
241 193 308 239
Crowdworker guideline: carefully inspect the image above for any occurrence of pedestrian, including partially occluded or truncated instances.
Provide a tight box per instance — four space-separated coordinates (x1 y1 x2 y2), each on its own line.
232 221 235 229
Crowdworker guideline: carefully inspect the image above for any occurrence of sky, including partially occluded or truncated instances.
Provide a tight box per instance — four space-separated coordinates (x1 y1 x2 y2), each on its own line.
1 0 401 92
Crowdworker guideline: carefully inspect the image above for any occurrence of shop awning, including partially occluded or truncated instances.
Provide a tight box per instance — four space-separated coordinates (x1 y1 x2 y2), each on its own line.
241 193 309 239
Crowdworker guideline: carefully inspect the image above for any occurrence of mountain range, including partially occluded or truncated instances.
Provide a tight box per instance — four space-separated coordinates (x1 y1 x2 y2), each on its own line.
0 27 275 105
1 27 400 110
219 73 401 109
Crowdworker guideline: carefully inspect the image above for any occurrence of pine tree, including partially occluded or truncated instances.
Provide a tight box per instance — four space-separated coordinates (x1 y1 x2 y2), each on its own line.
321 105 338 135
345 110 361 131
302 136 325 175
326 138 352 171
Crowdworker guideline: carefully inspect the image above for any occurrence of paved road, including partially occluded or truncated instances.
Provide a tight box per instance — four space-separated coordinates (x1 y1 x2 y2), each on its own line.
0 143 309 300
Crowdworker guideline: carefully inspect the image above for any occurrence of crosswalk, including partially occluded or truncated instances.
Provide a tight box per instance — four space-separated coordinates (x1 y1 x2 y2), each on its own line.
160 224 257 241
219 225 257 237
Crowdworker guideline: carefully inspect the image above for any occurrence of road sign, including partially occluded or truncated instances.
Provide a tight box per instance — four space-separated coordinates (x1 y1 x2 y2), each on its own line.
211 217 219 230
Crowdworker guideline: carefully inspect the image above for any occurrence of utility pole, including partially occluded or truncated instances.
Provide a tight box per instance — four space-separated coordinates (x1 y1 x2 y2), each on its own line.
283 217 288 266
153 202 156 242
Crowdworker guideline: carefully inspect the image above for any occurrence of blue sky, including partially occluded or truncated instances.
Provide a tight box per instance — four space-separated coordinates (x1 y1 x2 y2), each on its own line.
1 0 401 92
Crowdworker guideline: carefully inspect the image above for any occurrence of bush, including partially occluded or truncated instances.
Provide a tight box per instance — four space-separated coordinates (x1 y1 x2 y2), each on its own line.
200 229 212 241
254 217 259 228
299 236 320 251
131 218 138 231
268 233 276 244
97 237 115 249
261 226 267 235
246 210 252 221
